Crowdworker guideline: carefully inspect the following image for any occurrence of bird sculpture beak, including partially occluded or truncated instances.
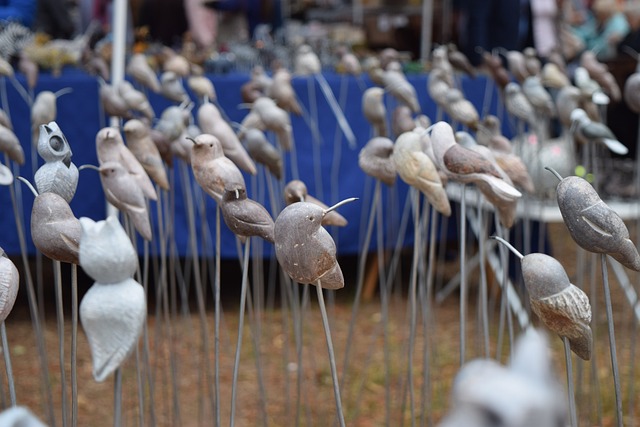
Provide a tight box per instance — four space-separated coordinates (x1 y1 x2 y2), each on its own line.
186 137 197 145
78 164 100 172
63 152 72 168
323 197 358 216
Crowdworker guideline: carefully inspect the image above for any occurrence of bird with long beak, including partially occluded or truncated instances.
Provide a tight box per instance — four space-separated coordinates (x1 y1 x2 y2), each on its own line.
284 179 348 227
96 127 157 201
570 108 628 155
274 197 357 289
190 133 246 204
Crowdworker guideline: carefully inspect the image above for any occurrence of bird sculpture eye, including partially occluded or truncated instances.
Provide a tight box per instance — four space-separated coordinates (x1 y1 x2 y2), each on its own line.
209 144 213 148
308 216 314 221
50 136 64 151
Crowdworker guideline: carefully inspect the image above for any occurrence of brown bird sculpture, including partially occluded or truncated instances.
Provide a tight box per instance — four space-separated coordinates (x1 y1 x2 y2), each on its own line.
126 53 161 93
274 198 357 289
123 119 170 190
243 128 283 179
220 186 275 243
358 137 396 186
0 124 24 165
268 68 302 116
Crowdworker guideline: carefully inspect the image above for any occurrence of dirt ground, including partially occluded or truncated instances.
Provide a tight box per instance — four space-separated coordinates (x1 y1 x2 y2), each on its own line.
4 221 640 426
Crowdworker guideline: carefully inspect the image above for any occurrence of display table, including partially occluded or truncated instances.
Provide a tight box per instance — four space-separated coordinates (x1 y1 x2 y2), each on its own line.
0 68 504 258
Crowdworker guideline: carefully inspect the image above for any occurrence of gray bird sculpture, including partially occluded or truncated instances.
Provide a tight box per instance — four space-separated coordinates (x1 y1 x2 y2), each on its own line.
504 82 536 128
443 88 480 130
160 71 189 103
96 126 157 201
522 76 556 118
98 79 133 120
274 198 357 289
34 121 78 203
548 168 640 271
190 133 246 203
220 187 275 243
358 137 396 186
243 128 283 179
251 97 293 152
493 236 592 360
570 108 628 155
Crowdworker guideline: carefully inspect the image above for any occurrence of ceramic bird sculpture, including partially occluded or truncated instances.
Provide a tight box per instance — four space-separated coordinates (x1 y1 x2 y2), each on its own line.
154 105 187 143
243 128 283 179
555 85 582 129
493 236 592 360
250 65 273 93
268 68 302 115
294 44 322 76
570 108 628 155
391 105 417 136
428 121 521 199
432 46 455 78
160 71 189 103
30 191 82 265
574 67 608 105
98 79 133 120
523 47 541 76
31 89 71 145
123 119 170 191
481 49 511 90
162 49 190 77
79 215 146 382
439 329 567 427
96 126 157 201
0 124 24 165
447 44 476 78
504 82 536 128
443 88 480 130
0 406 47 427
188 75 216 103
251 97 293 151
391 131 451 216
220 187 275 243
274 198 357 289
358 137 396 186
126 53 161 93
580 51 621 102
540 63 570 89
362 87 387 137
522 76 556 118
476 115 511 151
427 67 451 107
241 80 264 104
548 168 640 271
336 46 362 75
503 49 529 83
382 67 420 113
190 133 246 203
116 80 155 121
198 101 257 175
34 121 78 203
18 53 39 90
98 162 152 241
283 179 348 227
0 246 19 322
